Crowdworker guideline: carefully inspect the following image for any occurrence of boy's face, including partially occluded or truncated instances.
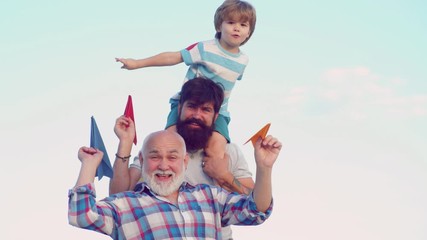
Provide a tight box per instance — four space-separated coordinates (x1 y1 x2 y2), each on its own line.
217 19 251 52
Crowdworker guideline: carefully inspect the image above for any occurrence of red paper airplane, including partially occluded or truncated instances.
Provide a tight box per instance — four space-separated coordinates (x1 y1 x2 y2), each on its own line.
244 123 271 146
124 95 137 145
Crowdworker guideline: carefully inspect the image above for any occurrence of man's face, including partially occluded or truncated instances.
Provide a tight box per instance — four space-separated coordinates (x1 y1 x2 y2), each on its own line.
140 131 188 197
180 100 217 128
176 100 217 151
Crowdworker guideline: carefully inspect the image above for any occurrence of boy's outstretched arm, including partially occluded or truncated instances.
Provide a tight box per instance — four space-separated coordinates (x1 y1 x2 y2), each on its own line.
252 135 282 213
116 51 183 70
75 147 103 187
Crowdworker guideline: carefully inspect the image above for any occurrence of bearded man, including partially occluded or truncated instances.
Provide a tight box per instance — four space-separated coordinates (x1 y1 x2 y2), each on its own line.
110 78 256 239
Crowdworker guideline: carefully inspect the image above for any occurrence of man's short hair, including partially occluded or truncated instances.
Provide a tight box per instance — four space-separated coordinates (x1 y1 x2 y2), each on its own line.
179 78 224 113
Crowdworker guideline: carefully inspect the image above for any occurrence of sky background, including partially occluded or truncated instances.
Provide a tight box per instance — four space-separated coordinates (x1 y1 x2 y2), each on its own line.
1 0 426 239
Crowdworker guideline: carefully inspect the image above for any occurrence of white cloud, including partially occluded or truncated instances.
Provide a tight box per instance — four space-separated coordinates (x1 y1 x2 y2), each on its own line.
325 67 376 81
283 86 308 104
281 66 427 120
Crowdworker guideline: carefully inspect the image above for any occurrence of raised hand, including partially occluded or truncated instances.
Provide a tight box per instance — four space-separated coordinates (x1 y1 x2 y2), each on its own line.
254 135 282 169
114 115 135 143
78 146 104 167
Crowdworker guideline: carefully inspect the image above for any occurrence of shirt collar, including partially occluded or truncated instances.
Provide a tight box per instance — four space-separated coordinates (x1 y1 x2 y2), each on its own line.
134 181 195 195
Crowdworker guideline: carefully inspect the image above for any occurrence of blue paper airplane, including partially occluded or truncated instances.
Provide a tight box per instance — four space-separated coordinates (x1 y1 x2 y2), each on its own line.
90 116 113 180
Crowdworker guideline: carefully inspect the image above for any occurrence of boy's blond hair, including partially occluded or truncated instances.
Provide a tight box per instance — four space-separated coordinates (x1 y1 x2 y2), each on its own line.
214 0 257 46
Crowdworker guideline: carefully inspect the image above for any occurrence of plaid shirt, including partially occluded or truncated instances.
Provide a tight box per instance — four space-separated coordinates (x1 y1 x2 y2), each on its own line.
68 182 272 240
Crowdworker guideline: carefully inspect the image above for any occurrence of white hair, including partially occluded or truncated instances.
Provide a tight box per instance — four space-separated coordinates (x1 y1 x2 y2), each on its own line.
141 161 185 196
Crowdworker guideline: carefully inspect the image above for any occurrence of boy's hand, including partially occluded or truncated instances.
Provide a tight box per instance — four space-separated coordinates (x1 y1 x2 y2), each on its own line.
115 58 139 70
78 147 103 167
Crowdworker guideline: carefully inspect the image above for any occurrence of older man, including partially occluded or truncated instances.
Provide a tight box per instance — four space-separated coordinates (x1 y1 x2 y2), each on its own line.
69 129 282 239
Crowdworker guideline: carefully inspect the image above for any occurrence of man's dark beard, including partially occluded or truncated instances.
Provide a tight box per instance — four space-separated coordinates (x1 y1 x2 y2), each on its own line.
176 118 214 152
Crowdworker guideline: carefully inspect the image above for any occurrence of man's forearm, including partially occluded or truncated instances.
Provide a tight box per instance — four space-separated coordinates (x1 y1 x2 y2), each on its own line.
217 173 254 195
109 158 130 195
109 142 132 195
75 163 97 188
253 167 272 212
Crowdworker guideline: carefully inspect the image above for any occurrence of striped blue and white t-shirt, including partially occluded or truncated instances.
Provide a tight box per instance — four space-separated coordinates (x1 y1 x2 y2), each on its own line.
170 39 249 118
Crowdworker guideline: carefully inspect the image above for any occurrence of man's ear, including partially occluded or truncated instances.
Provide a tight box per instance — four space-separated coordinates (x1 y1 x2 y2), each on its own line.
177 103 182 116
183 153 190 169
214 112 219 122
138 151 144 166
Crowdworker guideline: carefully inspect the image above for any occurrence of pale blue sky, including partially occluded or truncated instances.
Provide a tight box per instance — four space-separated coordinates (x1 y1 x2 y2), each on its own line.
1 1 426 239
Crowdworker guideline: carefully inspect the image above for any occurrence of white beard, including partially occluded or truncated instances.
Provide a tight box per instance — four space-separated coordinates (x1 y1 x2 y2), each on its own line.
142 165 185 197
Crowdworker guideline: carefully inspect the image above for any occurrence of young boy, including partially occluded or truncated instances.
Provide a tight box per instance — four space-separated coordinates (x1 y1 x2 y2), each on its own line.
116 0 257 169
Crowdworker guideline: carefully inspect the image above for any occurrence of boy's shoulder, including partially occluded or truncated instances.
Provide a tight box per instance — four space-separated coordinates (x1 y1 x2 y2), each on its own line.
186 39 216 49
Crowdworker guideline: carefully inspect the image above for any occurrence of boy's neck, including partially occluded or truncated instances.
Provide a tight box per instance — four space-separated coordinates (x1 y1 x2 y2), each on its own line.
218 39 240 54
